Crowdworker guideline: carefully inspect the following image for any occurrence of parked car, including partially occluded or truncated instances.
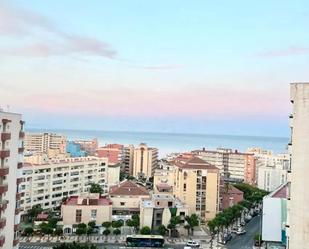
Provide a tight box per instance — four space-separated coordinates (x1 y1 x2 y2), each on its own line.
222 233 232 244
245 214 252 222
236 228 246 235
186 240 200 248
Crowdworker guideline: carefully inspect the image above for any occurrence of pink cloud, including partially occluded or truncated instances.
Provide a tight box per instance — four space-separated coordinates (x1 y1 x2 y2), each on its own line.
258 46 309 57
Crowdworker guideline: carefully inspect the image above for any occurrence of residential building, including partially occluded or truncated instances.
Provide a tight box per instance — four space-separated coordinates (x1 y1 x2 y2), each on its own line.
287 83 309 249
109 180 150 219
20 157 109 213
24 132 66 156
61 193 112 234
153 169 174 194
193 148 256 184
0 111 25 249
140 194 189 231
107 164 121 186
123 145 134 175
172 156 219 221
97 144 124 165
73 138 98 156
262 183 288 249
220 184 244 210
66 141 86 158
133 143 158 179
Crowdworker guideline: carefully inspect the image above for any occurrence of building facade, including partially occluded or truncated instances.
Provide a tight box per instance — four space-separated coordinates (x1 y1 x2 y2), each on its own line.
0 111 25 249
193 148 256 184
20 157 109 213
97 144 124 165
25 132 66 156
61 193 112 234
73 139 98 156
172 156 219 221
66 141 86 158
123 145 134 175
287 83 309 249
133 143 158 179
220 184 244 211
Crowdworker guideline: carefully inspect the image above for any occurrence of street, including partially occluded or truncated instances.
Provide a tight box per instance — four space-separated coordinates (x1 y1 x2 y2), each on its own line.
226 215 261 249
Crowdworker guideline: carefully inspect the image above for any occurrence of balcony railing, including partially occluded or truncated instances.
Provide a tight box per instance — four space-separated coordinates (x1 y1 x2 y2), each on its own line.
1 133 11 141
0 168 9 177
0 235 5 247
0 185 8 194
0 150 10 159
0 218 6 229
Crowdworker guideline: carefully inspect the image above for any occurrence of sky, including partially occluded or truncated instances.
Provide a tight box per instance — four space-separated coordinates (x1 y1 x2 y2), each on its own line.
0 0 308 137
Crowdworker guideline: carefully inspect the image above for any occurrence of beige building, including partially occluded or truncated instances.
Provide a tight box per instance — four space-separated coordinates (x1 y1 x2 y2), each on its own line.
107 164 121 187
109 180 150 218
25 132 66 157
61 193 112 234
123 145 134 175
173 156 219 221
153 169 174 194
133 143 158 179
193 148 256 185
0 111 25 249
287 83 309 249
20 157 110 213
140 194 189 231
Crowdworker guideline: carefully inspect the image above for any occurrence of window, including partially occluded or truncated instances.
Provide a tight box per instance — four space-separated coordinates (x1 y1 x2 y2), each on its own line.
76 209 82 223
91 210 97 220
120 202 125 206
183 183 187 191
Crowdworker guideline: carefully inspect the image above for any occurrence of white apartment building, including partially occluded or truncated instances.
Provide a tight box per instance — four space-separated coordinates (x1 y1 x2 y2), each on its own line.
0 111 25 249
24 132 66 155
133 143 158 179
287 83 309 249
193 148 256 185
20 157 110 214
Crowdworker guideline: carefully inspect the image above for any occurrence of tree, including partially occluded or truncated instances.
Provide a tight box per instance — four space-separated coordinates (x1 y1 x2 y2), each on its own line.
27 205 43 222
185 214 199 236
158 225 167 236
167 215 181 237
53 242 98 249
102 221 111 229
140 226 151 235
24 227 34 241
89 183 103 194
39 222 53 241
103 229 110 242
76 223 87 241
112 220 124 229
126 215 140 232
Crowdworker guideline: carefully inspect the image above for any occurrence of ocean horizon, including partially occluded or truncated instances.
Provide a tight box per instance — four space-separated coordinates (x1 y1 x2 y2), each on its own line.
27 128 289 158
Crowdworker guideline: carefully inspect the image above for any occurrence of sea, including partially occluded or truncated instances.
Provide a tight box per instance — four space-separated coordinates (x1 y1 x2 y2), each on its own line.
27 128 289 158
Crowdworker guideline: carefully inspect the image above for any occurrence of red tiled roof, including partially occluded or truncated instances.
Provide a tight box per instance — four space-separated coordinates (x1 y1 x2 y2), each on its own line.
36 213 48 220
156 183 172 191
64 196 112 206
174 156 218 170
109 180 150 196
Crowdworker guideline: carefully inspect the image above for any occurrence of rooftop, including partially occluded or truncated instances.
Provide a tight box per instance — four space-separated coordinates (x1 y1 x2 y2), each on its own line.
63 195 112 206
109 180 149 196
268 182 289 199
174 156 218 170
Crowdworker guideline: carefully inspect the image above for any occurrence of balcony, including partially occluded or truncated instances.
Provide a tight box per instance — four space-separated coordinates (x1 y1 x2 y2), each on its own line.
0 218 6 229
0 150 10 159
0 185 8 194
18 147 24 153
0 200 8 211
0 168 9 177
19 132 25 139
0 235 4 247
1 119 11 124
17 162 23 169
15 193 21 200
15 208 21 215
16 178 24 185
13 239 19 247
1 133 11 141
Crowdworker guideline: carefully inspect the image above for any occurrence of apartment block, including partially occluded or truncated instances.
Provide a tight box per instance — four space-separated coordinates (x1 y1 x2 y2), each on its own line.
73 138 98 156
66 141 86 158
25 132 66 157
287 83 309 249
20 157 109 213
0 111 25 249
61 193 112 234
153 168 174 194
193 148 256 185
133 143 158 179
97 144 124 165
172 156 219 221
123 145 134 175
140 194 188 231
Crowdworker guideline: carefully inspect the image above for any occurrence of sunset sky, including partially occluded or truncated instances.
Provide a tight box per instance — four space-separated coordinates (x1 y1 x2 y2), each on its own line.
1 0 308 136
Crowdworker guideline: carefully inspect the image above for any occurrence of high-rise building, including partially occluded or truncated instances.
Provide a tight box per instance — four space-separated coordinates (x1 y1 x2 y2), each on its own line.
287 83 309 249
0 111 25 249
73 138 98 156
66 141 86 157
24 132 66 156
172 156 219 221
20 157 109 214
133 143 158 179
193 148 256 185
123 145 134 175
97 144 124 164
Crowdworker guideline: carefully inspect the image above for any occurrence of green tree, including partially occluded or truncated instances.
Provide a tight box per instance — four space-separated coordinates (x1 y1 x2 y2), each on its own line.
89 183 103 194
158 225 167 236
27 205 43 222
112 220 124 229
185 214 199 236
39 222 53 241
140 226 151 235
103 229 110 242
126 215 140 232
53 242 98 249
76 223 87 241
24 227 34 241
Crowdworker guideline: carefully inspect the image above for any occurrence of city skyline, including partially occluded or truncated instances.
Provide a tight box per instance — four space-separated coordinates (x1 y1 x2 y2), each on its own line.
1 1 308 136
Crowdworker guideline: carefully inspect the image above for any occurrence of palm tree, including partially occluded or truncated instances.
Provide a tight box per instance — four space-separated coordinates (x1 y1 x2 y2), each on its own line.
184 214 199 236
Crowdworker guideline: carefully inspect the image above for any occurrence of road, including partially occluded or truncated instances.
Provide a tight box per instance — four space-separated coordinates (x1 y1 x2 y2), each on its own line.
226 215 261 249
20 243 184 249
